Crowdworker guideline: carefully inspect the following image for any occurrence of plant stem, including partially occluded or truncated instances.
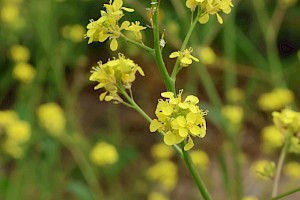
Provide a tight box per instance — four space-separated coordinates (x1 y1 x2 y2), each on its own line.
272 131 292 197
121 35 155 55
151 0 175 93
181 143 212 200
171 10 200 79
270 187 300 200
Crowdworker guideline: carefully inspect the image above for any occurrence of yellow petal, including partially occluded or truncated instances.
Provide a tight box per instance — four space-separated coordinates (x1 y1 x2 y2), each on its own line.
162 106 173 116
120 21 130 29
161 91 174 98
99 32 110 42
94 83 106 90
150 119 161 132
199 14 209 24
137 67 145 76
186 112 197 124
216 13 223 24
181 57 192 65
99 91 108 101
178 102 189 109
169 52 180 58
190 125 201 136
110 38 118 51
164 132 176 145
179 128 188 137
176 116 186 127
122 7 134 12
185 95 199 104
184 137 194 151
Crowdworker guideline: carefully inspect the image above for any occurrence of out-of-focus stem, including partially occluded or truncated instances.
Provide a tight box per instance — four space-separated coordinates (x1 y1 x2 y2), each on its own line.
270 187 300 200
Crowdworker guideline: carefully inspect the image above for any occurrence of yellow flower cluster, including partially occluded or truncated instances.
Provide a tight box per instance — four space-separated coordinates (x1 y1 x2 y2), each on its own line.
251 160 275 180
169 48 199 67
261 125 284 154
186 0 234 24
258 88 294 111
150 90 207 151
272 108 300 134
221 105 244 125
150 143 174 160
284 161 300 179
37 103 66 137
90 142 118 166
62 24 86 43
85 0 146 51
198 46 216 65
0 110 31 159
146 160 178 191
89 54 145 103
190 150 210 171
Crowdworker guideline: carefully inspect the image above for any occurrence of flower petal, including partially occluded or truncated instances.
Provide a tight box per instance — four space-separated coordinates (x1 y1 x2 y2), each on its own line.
150 119 161 132
184 137 194 151
169 52 180 58
164 132 176 145
110 38 118 51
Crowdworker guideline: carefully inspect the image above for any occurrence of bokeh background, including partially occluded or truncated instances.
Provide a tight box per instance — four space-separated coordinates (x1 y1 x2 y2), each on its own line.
0 0 300 199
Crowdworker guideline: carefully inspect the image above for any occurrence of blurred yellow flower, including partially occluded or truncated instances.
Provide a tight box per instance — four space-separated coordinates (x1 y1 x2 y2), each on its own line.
258 88 294 111
190 150 210 170
148 192 170 200
37 103 66 137
151 143 174 160
146 160 177 191
90 142 118 166
1 3 20 23
251 160 275 180
278 0 297 7
242 196 259 200
6 121 31 144
0 110 19 127
150 90 207 151
284 161 300 179
226 87 244 104
221 105 244 125
198 46 216 65
13 62 36 84
10 45 30 63
261 126 284 153
169 48 199 67
272 108 300 134
126 21 146 41
2 139 24 159
66 24 86 43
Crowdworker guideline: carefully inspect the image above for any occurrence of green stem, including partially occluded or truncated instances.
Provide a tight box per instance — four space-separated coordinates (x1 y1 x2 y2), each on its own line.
270 187 300 200
171 10 200 79
121 35 155 54
271 131 292 197
181 143 212 200
151 0 175 93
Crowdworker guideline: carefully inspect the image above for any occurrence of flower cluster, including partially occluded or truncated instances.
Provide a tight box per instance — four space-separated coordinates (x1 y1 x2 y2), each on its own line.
258 88 294 111
186 0 234 24
251 160 276 180
89 54 145 103
85 0 146 51
90 142 119 166
169 48 199 67
0 110 31 159
150 90 207 151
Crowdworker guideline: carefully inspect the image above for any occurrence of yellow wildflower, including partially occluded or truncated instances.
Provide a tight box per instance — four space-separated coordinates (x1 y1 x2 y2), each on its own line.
190 150 210 170
150 90 207 151
242 196 259 200
63 24 85 43
151 143 174 160
1 3 19 23
0 110 19 127
198 0 234 24
221 105 244 125
261 126 284 153
284 161 300 179
37 103 66 137
2 139 24 159
258 88 294 111
148 192 170 200
198 46 216 65
10 45 30 63
272 108 300 134
146 160 177 191
288 137 300 154
251 160 275 180
125 21 146 41
6 121 31 144
226 87 244 104
13 62 36 84
89 54 144 103
186 0 204 12
90 142 118 166
169 48 199 67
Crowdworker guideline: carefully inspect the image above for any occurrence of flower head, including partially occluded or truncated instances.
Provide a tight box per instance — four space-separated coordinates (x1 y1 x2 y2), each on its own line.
150 90 207 151
90 142 118 166
13 62 36 84
89 54 144 103
151 143 174 160
258 88 294 111
284 161 300 179
169 48 199 67
125 21 147 41
272 108 300 134
10 45 30 63
251 160 276 180
261 125 284 153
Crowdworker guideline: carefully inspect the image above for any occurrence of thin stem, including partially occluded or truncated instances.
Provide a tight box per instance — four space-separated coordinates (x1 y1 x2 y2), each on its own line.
181 143 212 200
270 187 300 200
272 131 292 197
171 10 200 79
151 0 175 93
121 35 155 54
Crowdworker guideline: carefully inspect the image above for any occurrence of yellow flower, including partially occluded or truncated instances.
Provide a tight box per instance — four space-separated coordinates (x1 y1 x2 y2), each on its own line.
10 45 30 63
151 143 174 160
278 0 297 7
6 120 31 144
169 48 199 67
226 87 244 104
148 192 170 200
272 108 300 134
37 103 66 137
150 90 207 151
13 62 36 84
1 3 20 23
198 0 234 24
261 126 284 153
146 160 177 191
0 110 19 128
288 137 300 154
2 139 24 159
125 21 146 41
190 150 210 170
90 142 118 166
251 160 275 180
89 54 144 103
186 0 204 12
63 24 85 43
284 161 300 179
198 46 216 65
221 105 244 125
258 88 294 111
242 196 259 200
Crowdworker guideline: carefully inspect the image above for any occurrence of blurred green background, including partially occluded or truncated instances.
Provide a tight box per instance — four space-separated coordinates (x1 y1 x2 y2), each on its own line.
0 0 300 199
